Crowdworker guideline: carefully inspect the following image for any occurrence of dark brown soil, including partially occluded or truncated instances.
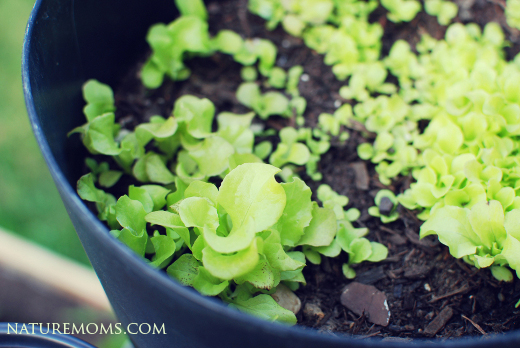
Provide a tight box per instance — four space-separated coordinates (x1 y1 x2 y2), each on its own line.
109 0 520 340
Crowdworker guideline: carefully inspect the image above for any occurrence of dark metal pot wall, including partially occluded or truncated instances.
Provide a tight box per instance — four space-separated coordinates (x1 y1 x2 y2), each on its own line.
21 0 520 347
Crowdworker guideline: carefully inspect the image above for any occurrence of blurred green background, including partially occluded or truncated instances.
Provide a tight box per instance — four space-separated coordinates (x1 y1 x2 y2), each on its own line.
0 1 127 346
0 0 89 265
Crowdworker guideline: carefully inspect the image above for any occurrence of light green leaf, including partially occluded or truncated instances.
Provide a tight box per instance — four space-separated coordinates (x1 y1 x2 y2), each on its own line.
193 267 229 296
229 153 264 170
132 152 152 182
175 0 208 20
303 248 322 265
342 263 357 279
192 235 205 261
202 217 256 254
270 143 311 168
98 170 123 188
236 82 261 109
254 39 277 75
297 203 337 247
345 208 361 221
85 113 121 155
467 200 506 249
174 95 215 138
145 210 185 228
235 260 276 290
168 16 213 53
504 209 520 240
184 181 218 205
348 238 373 264
263 230 306 271
317 184 348 207
167 254 201 286
129 185 155 213
474 254 495 268
501 234 520 277
420 206 479 258
217 112 255 154
176 150 206 184
136 117 178 146
315 238 342 257
82 80 115 122
141 60 164 89
202 239 259 280
217 111 255 128
178 197 219 230
214 30 244 54
145 210 191 249
490 265 513 282
218 163 286 233
357 143 374 160
140 185 170 210
150 235 176 268
261 92 290 119
267 67 287 89
337 221 368 253
116 228 148 257
189 136 235 176
241 66 258 81
230 294 297 325
367 242 389 262
167 177 189 206
146 153 176 184
280 252 307 284
77 173 105 203
273 178 313 246
115 196 147 235
254 141 273 160
282 14 306 37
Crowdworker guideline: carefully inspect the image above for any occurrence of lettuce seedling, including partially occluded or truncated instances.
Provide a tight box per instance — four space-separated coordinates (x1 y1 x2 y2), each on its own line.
68 81 122 156
145 163 317 323
77 173 119 229
174 0 207 19
249 0 334 37
381 0 422 22
368 190 399 223
337 220 388 279
81 79 116 121
294 184 386 276
506 0 520 30
424 0 458 26
142 16 213 87
421 200 520 282
236 82 291 119
270 127 311 168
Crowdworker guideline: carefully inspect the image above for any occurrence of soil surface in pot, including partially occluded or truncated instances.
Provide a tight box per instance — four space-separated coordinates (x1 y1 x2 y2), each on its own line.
97 0 520 340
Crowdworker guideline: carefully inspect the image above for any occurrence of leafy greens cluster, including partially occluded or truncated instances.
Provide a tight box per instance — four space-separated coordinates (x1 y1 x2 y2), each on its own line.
72 0 391 321
74 80 387 322
248 0 520 304
506 0 520 30
73 0 520 320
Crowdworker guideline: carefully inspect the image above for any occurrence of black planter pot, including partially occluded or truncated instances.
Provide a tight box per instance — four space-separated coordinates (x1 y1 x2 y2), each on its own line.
0 323 95 348
22 0 520 347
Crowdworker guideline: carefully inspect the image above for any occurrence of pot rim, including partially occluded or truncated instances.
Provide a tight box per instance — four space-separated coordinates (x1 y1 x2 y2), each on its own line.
21 0 520 347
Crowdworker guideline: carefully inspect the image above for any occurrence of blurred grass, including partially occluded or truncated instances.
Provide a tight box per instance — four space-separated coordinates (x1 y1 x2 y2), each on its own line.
0 0 90 265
